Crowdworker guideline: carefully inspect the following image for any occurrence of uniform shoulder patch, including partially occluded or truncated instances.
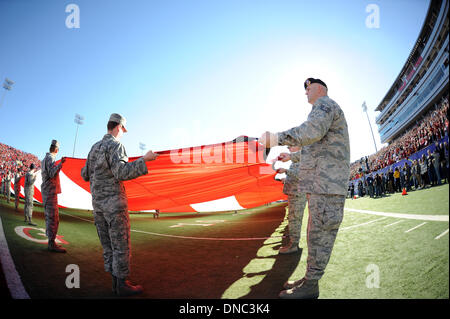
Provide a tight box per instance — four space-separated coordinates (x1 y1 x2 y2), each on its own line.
317 103 332 114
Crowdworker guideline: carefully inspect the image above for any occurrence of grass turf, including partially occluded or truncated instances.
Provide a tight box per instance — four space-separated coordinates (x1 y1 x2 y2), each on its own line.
0 183 448 299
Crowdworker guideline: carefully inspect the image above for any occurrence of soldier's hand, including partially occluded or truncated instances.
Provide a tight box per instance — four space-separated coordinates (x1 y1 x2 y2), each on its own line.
278 152 291 162
61 157 66 164
143 150 159 162
277 168 287 174
258 131 278 149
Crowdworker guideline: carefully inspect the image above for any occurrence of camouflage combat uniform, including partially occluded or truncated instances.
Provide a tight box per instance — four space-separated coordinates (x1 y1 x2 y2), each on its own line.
277 95 350 281
14 173 21 210
81 134 148 279
282 151 307 245
24 171 37 222
41 153 63 242
5 173 11 202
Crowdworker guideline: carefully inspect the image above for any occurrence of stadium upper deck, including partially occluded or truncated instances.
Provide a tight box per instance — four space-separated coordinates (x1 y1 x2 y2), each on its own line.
376 0 449 144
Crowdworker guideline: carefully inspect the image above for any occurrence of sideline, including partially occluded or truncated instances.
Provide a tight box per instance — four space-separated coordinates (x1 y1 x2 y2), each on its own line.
0 217 30 299
344 208 449 222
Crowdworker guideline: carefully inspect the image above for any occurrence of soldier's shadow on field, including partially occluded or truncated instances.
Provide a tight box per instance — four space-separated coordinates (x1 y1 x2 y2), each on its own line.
239 234 303 299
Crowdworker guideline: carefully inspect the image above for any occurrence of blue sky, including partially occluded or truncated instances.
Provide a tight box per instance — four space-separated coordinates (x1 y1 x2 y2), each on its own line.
0 0 430 162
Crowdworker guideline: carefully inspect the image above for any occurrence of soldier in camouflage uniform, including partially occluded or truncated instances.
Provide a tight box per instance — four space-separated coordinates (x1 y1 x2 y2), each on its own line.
5 172 12 202
0 170 5 200
41 140 67 253
276 147 307 254
81 113 158 297
260 78 350 299
14 169 22 211
0 176 3 200
24 164 37 226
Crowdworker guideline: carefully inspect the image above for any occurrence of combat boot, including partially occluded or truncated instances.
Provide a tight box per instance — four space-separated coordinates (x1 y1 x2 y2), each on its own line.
283 276 306 290
115 277 143 297
278 241 300 254
48 240 66 253
279 279 319 299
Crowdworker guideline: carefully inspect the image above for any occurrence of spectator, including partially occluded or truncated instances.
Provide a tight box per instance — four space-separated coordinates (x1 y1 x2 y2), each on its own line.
442 141 449 183
380 172 387 195
358 179 364 197
403 162 412 191
374 173 382 197
420 155 428 188
388 168 394 193
394 167 401 192
439 142 447 183
427 150 436 186
412 160 421 190
366 174 374 198
432 143 442 185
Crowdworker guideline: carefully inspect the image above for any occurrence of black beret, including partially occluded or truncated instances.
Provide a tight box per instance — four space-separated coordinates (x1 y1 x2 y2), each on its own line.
304 78 327 89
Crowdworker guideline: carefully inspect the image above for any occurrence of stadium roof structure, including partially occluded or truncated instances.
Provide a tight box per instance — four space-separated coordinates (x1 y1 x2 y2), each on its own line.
374 0 449 144
375 0 441 113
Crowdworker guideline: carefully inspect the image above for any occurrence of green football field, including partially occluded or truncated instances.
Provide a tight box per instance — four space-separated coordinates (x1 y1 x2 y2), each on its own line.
0 184 448 299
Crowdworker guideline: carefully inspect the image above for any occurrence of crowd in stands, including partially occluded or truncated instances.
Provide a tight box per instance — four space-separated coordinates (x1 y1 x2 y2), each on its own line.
350 94 449 181
348 141 449 199
348 94 449 199
0 142 40 182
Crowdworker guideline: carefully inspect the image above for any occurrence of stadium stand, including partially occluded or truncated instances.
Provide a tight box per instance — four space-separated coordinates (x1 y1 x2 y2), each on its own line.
0 142 41 180
349 0 449 198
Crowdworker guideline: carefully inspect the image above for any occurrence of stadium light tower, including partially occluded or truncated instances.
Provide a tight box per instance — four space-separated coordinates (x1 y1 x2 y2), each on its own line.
362 101 378 153
139 142 146 155
0 78 15 109
72 114 84 157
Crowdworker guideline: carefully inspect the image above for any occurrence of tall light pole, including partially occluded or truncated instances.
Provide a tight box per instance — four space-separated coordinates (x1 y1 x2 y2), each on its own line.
362 101 378 153
139 142 146 155
73 114 84 157
0 78 14 109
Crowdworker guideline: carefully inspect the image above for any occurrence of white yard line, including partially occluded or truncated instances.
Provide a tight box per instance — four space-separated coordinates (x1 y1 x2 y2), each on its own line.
0 217 30 299
384 220 405 228
405 222 427 233
345 208 448 222
340 217 387 231
435 229 449 240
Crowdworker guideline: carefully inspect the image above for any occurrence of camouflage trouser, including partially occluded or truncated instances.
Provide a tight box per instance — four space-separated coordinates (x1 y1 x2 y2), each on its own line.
24 190 34 220
14 187 20 209
305 193 345 281
42 193 60 242
287 193 307 244
93 210 131 279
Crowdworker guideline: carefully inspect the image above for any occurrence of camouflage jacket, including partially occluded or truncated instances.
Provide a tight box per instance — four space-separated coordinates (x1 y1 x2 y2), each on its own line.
41 152 62 195
81 134 148 213
25 171 37 198
14 174 21 192
277 96 350 195
283 151 301 195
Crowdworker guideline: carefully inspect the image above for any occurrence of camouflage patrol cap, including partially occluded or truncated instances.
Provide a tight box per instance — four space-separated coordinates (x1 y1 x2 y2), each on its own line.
304 78 327 89
51 140 60 148
109 113 128 132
